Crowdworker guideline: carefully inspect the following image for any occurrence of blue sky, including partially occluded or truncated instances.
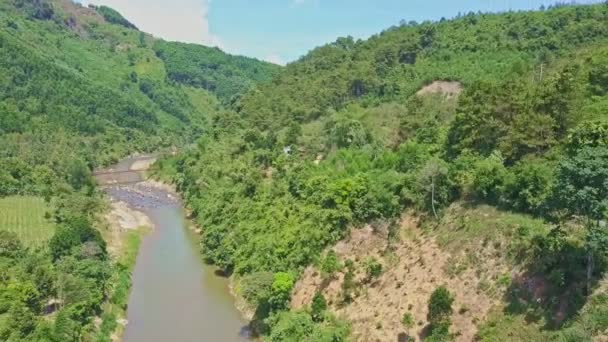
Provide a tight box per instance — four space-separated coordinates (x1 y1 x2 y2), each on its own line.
78 0 600 64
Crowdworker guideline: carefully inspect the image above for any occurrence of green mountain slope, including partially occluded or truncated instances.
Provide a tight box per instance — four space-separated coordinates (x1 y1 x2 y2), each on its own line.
238 4 608 130
154 40 281 103
0 0 276 196
155 3 608 341
0 1 277 341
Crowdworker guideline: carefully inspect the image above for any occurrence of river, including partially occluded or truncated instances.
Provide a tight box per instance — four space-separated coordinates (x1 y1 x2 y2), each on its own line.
97 156 249 342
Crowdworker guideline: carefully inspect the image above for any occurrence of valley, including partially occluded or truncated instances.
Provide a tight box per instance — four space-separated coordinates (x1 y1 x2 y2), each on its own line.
97 156 248 342
1 0 608 341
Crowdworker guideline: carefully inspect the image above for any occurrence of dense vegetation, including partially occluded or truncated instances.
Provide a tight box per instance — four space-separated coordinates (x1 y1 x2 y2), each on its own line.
154 41 281 103
0 0 276 198
155 3 608 340
0 0 276 340
91 5 138 30
0 192 110 341
2 0 608 340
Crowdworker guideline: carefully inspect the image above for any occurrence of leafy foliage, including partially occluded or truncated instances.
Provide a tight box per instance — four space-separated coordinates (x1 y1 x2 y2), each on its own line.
155 3 608 340
92 5 138 29
0 193 113 341
153 40 281 103
0 0 275 340
4 0 608 340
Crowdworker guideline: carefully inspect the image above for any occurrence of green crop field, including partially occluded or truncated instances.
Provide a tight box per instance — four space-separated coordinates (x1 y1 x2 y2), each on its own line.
0 196 55 246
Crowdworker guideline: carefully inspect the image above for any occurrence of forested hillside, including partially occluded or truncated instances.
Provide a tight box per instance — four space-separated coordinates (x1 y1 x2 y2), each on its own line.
0 0 277 197
154 41 281 103
0 0 277 340
155 3 608 341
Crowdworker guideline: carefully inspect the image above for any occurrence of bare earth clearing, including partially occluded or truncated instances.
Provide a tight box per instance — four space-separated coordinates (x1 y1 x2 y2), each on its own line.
292 213 509 342
416 81 463 98
104 200 152 257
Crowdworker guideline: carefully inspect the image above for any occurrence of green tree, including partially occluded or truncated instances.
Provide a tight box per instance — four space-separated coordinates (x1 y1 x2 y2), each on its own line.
555 147 608 221
49 216 105 261
471 152 511 204
586 224 608 293
269 272 295 312
320 251 341 279
311 291 327 322
4 303 37 339
241 272 274 305
504 160 555 214
428 286 454 332
554 146 608 293
284 122 302 146
365 257 383 282
341 260 356 303
326 116 372 148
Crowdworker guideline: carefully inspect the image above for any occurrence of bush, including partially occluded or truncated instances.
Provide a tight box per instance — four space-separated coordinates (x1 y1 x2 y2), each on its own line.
402 312 414 329
428 286 454 326
365 257 383 281
471 152 511 204
320 251 342 279
311 292 327 322
504 160 555 214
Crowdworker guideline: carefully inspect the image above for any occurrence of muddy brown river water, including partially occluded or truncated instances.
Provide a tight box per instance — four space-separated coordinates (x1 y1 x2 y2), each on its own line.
98 156 249 342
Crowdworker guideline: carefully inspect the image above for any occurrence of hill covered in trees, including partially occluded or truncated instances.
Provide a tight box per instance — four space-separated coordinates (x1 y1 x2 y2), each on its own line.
0 0 278 197
0 0 278 340
154 3 608 341
154 40 281 103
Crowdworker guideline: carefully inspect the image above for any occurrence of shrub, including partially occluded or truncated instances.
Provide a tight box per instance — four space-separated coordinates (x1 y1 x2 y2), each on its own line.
311 292 327 322
504 160 555 214
342 260 356 303
402 312 414 329
428 286 454 326
320 251 342 279
365 257 383 281
471 152 511 204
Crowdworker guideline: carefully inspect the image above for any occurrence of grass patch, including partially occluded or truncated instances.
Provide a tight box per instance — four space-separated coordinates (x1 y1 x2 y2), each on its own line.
478 290 608 341
433 203 548 256
0 196 54 246
477 308 549 341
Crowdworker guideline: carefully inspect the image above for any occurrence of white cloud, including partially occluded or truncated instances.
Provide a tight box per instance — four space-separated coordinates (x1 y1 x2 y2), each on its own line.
79 0 222 47
264 53 285 66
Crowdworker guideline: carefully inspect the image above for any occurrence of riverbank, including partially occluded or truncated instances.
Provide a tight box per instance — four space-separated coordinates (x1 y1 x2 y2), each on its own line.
96 155 250 341
95 155 160 341
97 184 155 341
147 170 256 327
97 227 148 342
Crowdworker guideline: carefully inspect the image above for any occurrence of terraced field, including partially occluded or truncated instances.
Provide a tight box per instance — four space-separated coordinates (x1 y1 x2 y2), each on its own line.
0 196 55 246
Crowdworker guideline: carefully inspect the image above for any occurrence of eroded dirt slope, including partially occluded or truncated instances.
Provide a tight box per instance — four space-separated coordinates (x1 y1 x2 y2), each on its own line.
292 213 511 341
